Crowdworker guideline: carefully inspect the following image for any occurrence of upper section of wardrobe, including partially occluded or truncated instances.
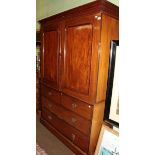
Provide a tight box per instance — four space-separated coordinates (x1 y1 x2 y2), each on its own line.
39 0 119 24
39 0 119 104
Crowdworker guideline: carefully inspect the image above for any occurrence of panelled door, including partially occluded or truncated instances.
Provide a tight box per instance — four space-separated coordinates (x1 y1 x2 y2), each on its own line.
41 23 60 90
61 13 101 103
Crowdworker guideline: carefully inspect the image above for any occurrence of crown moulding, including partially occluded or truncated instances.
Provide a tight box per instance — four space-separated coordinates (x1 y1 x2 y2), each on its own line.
39 0 119 24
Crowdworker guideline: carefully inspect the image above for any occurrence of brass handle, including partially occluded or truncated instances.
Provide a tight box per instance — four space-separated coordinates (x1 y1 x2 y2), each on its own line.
74 103 77 108
72 134 75 141
72 103 77 109
48 91 52 96
48 116 52 120
71 117 77 123
72 103 74 109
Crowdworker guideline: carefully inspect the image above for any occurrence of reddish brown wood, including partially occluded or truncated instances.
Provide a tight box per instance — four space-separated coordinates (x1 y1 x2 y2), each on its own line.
41 96 91 136
61 13 101 104
96 14 119 103
41 84 61 104
44 31 57 80
41 23 60 90
41 109 89 153
89 101 106 154
63 24 92 95
39 1 119 155
40 118 88 155
36 71 41 112
61 94 93 120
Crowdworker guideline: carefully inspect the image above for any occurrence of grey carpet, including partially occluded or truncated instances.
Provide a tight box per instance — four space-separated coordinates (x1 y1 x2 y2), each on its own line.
36 115 75 155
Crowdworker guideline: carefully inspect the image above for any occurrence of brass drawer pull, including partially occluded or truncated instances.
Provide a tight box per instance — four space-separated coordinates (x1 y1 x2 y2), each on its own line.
74 103 77 108
48 116 52 120
72 103 77 109
72 103 74 109
72 134 75 141
71 117 77 123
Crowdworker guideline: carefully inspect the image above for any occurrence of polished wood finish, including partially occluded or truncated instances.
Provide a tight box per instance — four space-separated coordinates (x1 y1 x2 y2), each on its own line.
41 84 61 104
96 14 119 103
41 24 60 90
89 101 105 155
61 13 101 104
42 109 89 153
61 94 93 120
40 118 88 155
63 24 92 95
36 71 41 113
41 96 91 135
39 0 118 24
39 1 119 155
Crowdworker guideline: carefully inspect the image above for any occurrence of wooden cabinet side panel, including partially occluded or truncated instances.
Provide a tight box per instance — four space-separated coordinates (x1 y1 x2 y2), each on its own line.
89 101 105 155
96 14 119 103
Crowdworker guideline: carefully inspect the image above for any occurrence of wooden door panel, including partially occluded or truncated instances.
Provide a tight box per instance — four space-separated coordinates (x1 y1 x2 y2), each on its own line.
42 29 59 89
61 14 101 103
64 24 92 95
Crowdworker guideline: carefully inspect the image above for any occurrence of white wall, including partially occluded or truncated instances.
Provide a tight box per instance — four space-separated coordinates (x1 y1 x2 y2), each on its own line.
36 0 119 30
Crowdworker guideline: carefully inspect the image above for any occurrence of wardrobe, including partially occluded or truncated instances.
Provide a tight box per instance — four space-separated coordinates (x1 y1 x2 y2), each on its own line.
39 0 119 155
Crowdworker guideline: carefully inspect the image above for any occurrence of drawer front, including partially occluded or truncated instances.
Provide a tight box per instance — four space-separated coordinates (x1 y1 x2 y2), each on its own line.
42 97 91 135
41 96 55 112
42 109 89 153
41 84 61 104
59 108 91 136
62 94 93 120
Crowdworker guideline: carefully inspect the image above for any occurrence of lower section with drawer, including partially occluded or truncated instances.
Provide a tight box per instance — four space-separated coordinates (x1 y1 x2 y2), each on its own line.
41 84 61 104
41 96 91 136
61 94 93 120
40 83 104 155
42 109 89 153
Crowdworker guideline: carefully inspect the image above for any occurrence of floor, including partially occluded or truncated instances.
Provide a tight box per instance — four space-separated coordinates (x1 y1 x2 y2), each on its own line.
36 114 75 155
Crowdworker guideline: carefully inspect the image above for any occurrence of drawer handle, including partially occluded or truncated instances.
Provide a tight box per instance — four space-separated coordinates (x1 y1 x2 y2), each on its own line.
48 116 52 120
71 117 77 123
72 134 75 141
48 92 52 96
72 103 77 109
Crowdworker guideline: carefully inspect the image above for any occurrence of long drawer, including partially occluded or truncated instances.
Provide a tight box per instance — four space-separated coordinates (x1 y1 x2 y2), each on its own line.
42 109 89 153
62 94 93 120
41 84 61 104
41 96 91 136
